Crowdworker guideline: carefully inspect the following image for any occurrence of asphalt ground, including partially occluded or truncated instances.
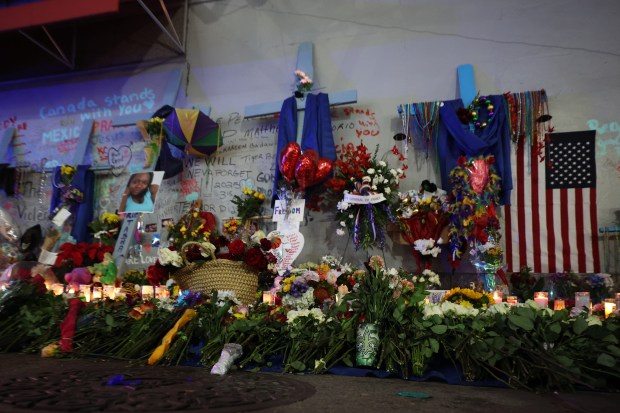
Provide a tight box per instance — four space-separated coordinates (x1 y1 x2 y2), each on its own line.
0 353 618 413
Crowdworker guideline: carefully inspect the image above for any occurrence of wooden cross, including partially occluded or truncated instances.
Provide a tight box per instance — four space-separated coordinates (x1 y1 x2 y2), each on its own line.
244 42 358 141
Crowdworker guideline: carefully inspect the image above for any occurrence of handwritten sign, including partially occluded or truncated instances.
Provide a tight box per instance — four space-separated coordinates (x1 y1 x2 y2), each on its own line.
272 200 305 222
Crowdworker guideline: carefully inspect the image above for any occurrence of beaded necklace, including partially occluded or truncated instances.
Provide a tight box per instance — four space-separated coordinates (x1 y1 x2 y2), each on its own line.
469 95 495 129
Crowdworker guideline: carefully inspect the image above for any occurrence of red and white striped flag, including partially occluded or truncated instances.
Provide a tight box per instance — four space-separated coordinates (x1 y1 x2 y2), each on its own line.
503 131 600 273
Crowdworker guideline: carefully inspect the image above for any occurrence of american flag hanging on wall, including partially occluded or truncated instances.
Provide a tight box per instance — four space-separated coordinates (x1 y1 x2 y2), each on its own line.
503 131 600 273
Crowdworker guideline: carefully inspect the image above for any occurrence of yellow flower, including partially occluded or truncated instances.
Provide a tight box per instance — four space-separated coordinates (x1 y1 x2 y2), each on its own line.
102 212 120 225
233 313 246 319
41 343 60 358
180 226 187 234
61 165 75 176
283 284 291 293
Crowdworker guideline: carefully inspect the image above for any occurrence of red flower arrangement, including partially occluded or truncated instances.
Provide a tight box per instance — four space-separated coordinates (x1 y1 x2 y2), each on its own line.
147 229 279 288
215 236 278 272
51 242 114 281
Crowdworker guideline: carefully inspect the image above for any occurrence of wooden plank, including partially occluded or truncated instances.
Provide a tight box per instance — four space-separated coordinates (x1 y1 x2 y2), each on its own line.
0 127 15 163
457 64 476 107
244 89 357 119
296 42 314 82
71 119 94 165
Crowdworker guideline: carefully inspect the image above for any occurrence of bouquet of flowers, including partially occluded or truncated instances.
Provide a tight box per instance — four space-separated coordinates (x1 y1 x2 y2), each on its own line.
50 164 83 218
397 181 450 270
294 69 313 93
278 256 354 308
509 266 544 302
231 187 265 225
345 256 400 324
324 143 404 250
166 200 217 251
440 287 495 309
137 117 167 168
582 273 615 303
87 212 121 246
549 270 581 300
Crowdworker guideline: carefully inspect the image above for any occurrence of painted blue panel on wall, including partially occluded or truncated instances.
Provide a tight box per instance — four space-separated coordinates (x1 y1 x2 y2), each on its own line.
0 66 182 168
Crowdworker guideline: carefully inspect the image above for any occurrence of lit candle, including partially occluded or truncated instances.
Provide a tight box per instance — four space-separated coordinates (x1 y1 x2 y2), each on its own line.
604 299 616 319
141 285 155 301
103 285 116 300
553 299 566 311
155 286 169 299
534 292 549 308
262 290 274 305
79 284 91 302
51 283 65 296
506 296 518 306
575 292 591 312
492 291 503 304
92 286 103 300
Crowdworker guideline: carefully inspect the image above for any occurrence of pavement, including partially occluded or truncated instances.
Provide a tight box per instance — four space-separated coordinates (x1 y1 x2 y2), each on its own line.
0 353 618 413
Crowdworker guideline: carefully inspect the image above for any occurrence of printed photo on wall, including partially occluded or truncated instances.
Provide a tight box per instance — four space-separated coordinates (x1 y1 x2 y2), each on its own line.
118 171 164 214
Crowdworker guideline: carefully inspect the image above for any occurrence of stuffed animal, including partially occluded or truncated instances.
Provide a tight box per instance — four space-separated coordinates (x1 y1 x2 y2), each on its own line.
88 252 117 285
64 267 92 289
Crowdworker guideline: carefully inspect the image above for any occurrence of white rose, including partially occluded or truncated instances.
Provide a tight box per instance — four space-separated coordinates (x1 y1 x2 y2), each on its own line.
337 201 350 211
336 228 345 236
367 168 376 175
340 221 346 227
379 161 386 167
385 187 391 194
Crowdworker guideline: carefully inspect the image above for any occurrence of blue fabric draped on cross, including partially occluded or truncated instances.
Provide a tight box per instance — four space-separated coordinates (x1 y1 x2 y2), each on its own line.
271 93 336 206
437 95 512 205
49 164 95 243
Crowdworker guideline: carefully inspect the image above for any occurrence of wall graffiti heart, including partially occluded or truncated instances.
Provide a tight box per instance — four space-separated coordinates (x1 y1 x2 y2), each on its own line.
107 145 132 176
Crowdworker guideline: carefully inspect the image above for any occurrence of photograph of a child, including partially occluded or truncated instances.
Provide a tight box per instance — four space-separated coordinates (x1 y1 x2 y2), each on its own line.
119 171 164 213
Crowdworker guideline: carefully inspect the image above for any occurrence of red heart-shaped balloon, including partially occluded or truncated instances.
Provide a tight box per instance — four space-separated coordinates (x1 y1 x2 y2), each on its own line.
279 143 301 183
294 151 318 190
312 158 333 185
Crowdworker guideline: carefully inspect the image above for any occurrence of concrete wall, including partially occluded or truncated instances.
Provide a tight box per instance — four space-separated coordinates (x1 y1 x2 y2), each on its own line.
172 0 620 275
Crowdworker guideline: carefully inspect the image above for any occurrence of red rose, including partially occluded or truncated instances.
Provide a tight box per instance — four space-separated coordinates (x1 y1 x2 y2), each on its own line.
265 252 277 264
259 238 272 251
185 245 203 263
229 239 246 256
457 155 467 165
244 247 266 269
199 212 216 232
147 260 170 286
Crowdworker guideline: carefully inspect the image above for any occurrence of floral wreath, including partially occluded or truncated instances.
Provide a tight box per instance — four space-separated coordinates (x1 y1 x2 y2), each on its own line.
447 155 501 265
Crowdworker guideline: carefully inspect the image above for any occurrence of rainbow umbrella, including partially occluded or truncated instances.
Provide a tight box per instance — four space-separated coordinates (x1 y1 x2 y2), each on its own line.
163 108 221 157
